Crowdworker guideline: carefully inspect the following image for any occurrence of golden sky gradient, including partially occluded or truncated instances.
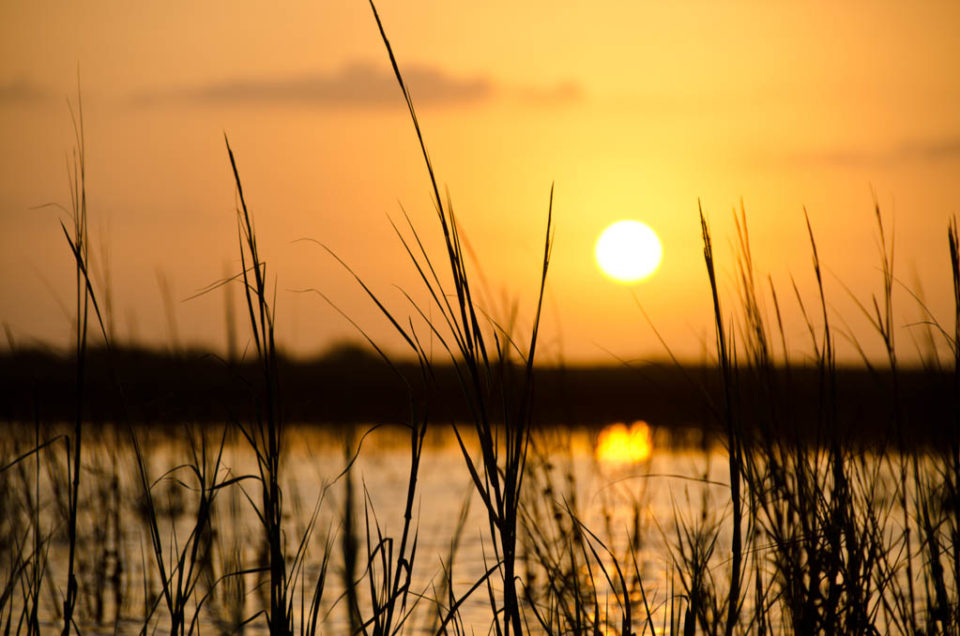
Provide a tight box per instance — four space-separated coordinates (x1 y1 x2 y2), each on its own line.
1 1 958 363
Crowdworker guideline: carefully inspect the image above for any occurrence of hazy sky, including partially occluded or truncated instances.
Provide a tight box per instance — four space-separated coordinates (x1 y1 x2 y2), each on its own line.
2 1 959 364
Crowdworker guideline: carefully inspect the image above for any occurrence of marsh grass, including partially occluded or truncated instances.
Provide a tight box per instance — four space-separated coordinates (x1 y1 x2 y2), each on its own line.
59 93 93 636
672 205 960 635
330 5 554 635
2 7 960 636
225 136 295 635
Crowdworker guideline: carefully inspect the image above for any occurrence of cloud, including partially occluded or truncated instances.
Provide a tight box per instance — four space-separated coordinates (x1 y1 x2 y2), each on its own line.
134 61 583 109
137 61 492 108
788 136 960 167
0 79 53 104
896 138 960 162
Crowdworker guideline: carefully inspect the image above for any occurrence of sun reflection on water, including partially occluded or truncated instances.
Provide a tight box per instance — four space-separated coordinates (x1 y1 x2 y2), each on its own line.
595 420 653 464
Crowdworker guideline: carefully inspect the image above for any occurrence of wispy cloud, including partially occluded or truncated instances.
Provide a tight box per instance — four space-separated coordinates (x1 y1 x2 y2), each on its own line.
788 137 960 167
133 61 582 109
0 79 53 104
896 138 960 162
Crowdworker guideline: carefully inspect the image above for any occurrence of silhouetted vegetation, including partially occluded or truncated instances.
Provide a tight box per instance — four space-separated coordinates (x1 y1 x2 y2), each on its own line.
0 348 952 444
1 3 959 635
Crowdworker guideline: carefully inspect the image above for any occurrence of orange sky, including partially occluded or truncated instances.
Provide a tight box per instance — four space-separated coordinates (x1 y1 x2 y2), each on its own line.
1 1 959 364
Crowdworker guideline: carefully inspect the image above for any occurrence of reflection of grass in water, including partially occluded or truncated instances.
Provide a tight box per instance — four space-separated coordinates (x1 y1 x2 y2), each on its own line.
3 7 960 636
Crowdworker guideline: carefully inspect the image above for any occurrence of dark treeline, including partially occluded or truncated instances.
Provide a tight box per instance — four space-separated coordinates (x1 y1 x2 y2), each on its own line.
0 343 951 447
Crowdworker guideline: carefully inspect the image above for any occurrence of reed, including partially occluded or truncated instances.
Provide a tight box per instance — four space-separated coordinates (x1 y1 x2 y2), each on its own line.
224 138 297 635
698 204 743 636
353 3 554 634
4 14 960 636
131 427 236 634
674 201 960 635
59 93 90 636
54 91 113 636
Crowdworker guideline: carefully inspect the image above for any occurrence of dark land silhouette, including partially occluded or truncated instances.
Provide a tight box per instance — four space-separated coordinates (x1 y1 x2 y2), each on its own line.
1 343 953 447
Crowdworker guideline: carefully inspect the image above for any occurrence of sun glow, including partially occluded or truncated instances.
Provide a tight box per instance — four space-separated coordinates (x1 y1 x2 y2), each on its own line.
595 220 663 283
595 421 653 464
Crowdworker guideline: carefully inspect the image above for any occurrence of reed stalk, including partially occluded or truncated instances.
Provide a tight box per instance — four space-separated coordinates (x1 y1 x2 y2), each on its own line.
225 138 292 636
359 4 554 633
698 204 742 635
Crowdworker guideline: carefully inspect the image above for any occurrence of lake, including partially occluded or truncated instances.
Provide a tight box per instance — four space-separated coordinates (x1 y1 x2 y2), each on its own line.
0 419 948 634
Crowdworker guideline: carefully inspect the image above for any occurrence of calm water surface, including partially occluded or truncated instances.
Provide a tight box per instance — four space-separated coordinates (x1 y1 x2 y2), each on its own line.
1 421 913 634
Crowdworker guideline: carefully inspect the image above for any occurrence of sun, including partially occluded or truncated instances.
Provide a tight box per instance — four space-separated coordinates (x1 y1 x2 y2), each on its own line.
595 220 663 283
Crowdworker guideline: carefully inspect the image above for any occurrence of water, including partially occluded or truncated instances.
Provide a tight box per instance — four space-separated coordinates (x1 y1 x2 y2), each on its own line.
0 420 946 634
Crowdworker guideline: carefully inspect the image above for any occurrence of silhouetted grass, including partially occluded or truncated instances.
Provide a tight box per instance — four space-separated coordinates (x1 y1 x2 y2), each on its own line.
352 4 554 635
2 7 960 636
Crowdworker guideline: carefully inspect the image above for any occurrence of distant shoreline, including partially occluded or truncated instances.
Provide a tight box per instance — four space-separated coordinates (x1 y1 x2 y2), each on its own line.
1 345 953 447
